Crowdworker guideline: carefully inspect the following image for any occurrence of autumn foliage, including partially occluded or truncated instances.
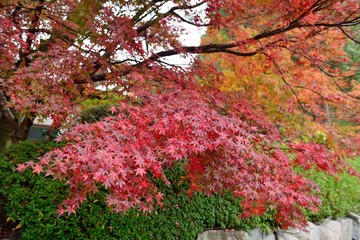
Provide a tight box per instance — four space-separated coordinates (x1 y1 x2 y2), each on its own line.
204 19 360 160
1 0 360 229
18 86 350 228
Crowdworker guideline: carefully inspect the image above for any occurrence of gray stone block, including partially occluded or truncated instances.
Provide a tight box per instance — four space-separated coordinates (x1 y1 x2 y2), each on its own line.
196 215 360 240
278 222 320 240
277 231 299 240
339 218 353 240
197 230 252 240
319 219 342 240
248 228 275 240
349 213 360 240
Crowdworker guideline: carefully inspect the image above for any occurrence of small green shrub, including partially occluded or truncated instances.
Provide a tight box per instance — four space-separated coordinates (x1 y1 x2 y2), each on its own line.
78 95 124 124
78 104 113 123
301 157 360 223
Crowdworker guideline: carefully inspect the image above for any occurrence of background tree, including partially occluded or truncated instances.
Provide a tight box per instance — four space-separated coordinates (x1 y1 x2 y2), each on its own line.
1 0 359 142
200 23 360 152
1 0 360 229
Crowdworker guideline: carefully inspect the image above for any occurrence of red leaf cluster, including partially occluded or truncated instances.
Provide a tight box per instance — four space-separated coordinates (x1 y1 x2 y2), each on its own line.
22 87 354 228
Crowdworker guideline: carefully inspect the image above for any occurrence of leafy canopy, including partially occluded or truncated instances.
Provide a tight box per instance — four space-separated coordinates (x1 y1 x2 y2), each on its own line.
1 0 360 229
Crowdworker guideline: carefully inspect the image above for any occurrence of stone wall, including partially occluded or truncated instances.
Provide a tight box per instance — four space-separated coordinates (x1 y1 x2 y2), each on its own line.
197 213 360 240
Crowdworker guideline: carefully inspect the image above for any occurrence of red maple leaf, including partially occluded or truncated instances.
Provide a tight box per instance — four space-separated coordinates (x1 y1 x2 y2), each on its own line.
135 167 146 176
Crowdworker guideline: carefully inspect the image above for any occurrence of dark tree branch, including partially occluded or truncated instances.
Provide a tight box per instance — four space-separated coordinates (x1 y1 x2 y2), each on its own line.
338 26 360 44
171 11 210 27
271 58 318 119
88 0 359 85
293 85 359 114
148 44 258 61
133 0 168 24
317 66 360 100
136 1 207 34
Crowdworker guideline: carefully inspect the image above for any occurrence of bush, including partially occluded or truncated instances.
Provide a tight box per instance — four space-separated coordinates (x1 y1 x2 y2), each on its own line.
2 140 358 239
301 157 360 223
78 95 124 124
78 104 113 123
0 140 254 239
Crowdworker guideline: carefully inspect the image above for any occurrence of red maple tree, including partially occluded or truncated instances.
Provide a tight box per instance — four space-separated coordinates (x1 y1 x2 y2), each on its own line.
1 0 359 228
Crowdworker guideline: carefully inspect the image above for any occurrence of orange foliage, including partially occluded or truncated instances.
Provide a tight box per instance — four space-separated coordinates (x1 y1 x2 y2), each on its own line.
200 21 360 154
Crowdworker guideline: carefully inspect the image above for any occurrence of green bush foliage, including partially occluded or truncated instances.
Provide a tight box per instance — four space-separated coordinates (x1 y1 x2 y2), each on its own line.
301 157 360 223
1 140 359 239
0 140 254 239
78 104 113 124
78 95 124 124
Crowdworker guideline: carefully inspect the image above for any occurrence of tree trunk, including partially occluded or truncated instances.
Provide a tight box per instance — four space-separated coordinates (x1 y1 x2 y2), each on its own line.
1 90 33 145
10 117 33 143
0 117 11 150
1 112 33 144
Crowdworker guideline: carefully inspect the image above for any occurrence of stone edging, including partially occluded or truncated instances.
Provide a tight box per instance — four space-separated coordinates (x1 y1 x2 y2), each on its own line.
197 213 360 240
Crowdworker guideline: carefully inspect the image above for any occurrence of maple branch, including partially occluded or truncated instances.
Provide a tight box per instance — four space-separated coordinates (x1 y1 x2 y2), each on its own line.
133 1 168 24
14 0 45 67
290 0 322 24
136 1 207 34
46 15 80 36
90 43 258 83
311 19 360 28
143 16 299 60
312 0 336 12
31 27 76 49
271 59 317 119
338 26 360 44
154 59 189 68
293 85 335 103
149 45 258 61
251 3 359 42
77 1 360 88
170 11 210 27
342 7 360 24
293 85 359 114
317 66 360 100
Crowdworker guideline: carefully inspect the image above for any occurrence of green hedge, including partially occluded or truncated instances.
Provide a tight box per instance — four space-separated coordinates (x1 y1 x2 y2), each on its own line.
301 158 360 223
0 140 252 240
1 141 359 239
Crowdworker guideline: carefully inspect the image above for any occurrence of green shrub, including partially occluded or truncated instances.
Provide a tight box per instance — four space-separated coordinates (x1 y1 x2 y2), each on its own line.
78 95 124 124
0 140 251 239
3 140 357 239
301 157 360 223
78 104 113 123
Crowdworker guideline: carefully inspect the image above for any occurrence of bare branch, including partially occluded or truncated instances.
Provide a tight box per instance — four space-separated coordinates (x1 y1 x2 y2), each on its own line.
149 44 258 61
171 11 210 27
271 59 318 119
338 26 360 44
317 66 360 100
136 1 207 34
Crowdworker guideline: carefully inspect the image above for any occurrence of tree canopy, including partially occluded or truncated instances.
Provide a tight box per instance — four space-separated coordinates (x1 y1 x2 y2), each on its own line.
1 0 360 229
